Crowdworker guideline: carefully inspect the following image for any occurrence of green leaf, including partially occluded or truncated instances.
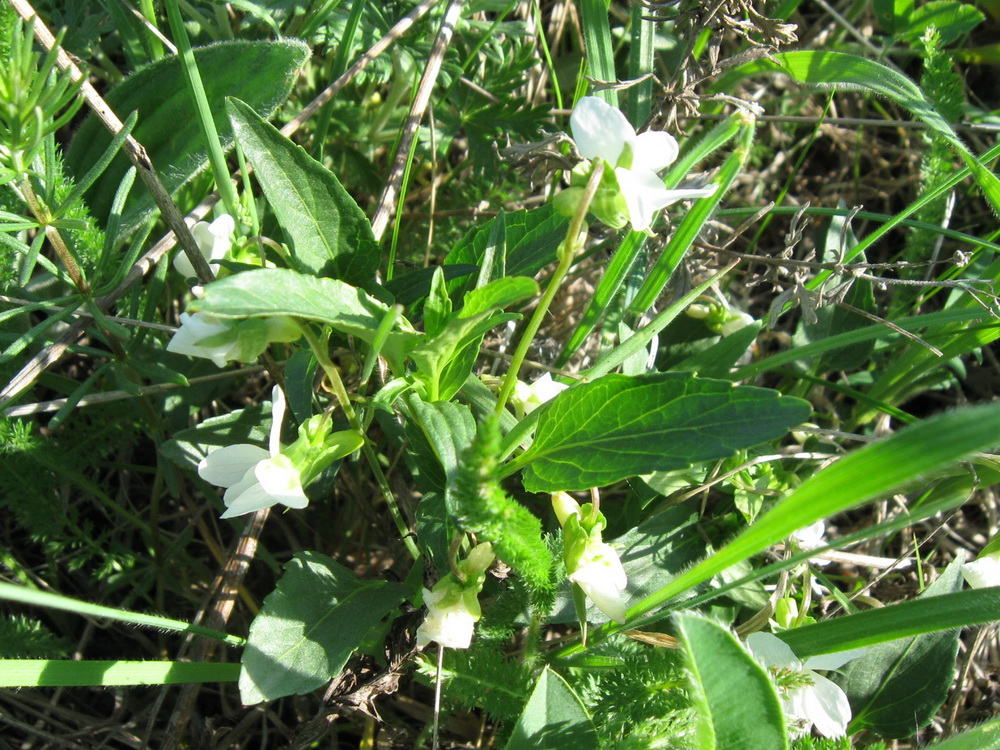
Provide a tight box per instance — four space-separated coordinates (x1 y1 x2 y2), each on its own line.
159 401 269 473
227 97 379 284
674 322 763 379
424 266 453 338
403 395 477 491
676 613 788 750
192 268 418 372
777 586 1000 658
509 372 811 492
66 40 309 227
0 660 239 687
505 666 599 750
239 551 408 704
409 277 536 401
444 205 568 298
928 714 1000 750
630 400 1000 620
898 1 984 44
798 214 876 372
837 557 964 738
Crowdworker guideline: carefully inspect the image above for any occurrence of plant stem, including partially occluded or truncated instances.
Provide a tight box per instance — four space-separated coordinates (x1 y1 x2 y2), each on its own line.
299 323 420 561
494 161 605 414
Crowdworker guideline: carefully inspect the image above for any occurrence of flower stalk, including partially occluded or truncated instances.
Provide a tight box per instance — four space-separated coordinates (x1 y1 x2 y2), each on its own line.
494 160 605 415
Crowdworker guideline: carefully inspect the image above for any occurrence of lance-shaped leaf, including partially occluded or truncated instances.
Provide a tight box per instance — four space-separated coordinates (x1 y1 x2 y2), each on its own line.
227 97 379 284
240 552 408 704
505 372 811 492
836 556 964 738
66 40 309 228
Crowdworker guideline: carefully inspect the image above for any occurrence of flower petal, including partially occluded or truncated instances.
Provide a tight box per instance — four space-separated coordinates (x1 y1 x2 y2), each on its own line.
166 312 239 367
804 646 868 671
269 385 287 456
221 481 278 518
961 554 1000 589
198 444 269 487
569 541 628 623
416 587 477 649
570 96 633 165
632 130 679 171
745 631 800 669
255 455 309 509
615 167 675 232
802 673 852 738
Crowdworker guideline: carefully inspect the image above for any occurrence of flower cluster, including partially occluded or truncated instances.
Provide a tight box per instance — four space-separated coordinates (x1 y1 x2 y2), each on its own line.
555 96 716 233
416 542 495 649
553 491 628 623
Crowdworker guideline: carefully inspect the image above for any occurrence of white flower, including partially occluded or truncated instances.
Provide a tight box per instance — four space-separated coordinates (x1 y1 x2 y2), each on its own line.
197 387 309 518
173 214 235 279
511 373 568 418
568 539 628 623
166 311 300 367
553 491 629 623
416 587 478 649
415 542 494 650
569 96 716 232
167 311 242 367
791 520 826 551
961 550 1000 589
746 632 867 738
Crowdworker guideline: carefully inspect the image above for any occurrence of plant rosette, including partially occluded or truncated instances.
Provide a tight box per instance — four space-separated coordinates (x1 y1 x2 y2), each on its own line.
746 631 867 738
554 96 716 233
553 491 628 623
416 542 495 649
197 386 363 518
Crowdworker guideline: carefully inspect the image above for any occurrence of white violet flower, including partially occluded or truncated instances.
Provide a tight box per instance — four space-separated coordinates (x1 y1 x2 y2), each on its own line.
173 213 235 279
553 491 629 623
416 542 495 650
198 386 309 518
511 372 568 419
564 96 717 233
746 631 867 738
167 309 299 368
961 549 1000 589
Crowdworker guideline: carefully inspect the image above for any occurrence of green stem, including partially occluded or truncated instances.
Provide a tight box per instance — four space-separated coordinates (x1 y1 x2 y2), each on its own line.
299 323 420 560
494 161 605 414
164 0 240 220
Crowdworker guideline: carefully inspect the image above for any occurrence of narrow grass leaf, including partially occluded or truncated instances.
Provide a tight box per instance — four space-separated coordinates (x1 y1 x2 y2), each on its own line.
778 587 1000 657
0 660 239 687
0 582 244 647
